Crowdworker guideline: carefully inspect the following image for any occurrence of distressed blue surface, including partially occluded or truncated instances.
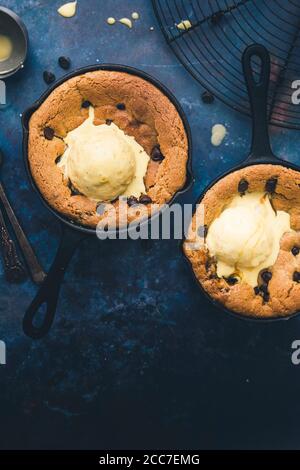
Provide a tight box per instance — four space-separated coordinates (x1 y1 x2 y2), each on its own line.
0 0 300 450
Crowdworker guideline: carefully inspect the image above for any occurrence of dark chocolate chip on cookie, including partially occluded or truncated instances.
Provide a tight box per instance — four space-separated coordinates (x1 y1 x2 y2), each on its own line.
44 127 55 140
265 177 278 193
151 145 164 162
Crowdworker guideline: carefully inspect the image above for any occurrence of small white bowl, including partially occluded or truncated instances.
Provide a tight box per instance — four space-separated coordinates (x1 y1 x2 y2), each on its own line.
0 6 28 78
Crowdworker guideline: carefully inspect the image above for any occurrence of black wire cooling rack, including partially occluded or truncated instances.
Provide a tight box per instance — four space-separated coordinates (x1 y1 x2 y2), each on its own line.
152 0 300 130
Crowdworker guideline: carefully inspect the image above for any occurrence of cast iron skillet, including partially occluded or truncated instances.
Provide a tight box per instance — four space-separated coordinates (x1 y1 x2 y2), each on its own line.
183 43 300 322
22 64 193 339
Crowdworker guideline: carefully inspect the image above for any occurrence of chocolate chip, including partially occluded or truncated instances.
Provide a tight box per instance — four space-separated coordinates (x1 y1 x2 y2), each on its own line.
259 284 268 294
238 179 249 194
151 145 165 162
205 260 210 272
71 188 81 196
292 246 300 256
44 127 55 140
116 103 126 110
201 91 214 104
139 194 152 204
58 56 71 70
226 276 238 285
127 196 139 207
293 271 300 282
198 225 208 238
82 100 92 108
43 71 55 85
263 292 270 302
55 155 62 164
254 286 260 295
265 177 277 193
106 119 113 125
68 180 82 196
261 271 272 283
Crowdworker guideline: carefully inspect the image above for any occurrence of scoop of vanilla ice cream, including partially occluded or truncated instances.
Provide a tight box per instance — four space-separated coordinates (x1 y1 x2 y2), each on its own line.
66 124 136 201
58 107 149 202
206 192 292 286
207 194 272 268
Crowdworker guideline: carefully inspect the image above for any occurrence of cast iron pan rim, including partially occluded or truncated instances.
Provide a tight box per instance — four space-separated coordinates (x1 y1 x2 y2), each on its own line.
0 6 28 79
22 63 193 235
182 158 300 322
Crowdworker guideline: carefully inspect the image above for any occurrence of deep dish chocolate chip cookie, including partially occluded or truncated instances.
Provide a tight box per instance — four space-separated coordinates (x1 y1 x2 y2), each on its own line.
184 164 300 318
28 70 189 228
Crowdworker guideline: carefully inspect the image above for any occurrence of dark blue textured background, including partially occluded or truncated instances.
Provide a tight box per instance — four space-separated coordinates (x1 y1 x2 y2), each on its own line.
0 0 300 450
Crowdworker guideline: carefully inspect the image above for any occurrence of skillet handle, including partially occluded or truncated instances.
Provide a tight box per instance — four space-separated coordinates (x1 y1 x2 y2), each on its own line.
242 44 273 159
23 225 86 340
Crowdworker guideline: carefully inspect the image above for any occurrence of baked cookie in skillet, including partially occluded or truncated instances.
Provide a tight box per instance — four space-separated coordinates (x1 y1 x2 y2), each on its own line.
184 164 300 318
28 70 189 228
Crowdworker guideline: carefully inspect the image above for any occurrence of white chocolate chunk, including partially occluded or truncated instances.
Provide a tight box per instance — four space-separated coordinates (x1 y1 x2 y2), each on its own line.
57 1 77 18
107 17 116 25
211 124 227 146
119 18 133 28
176 20 192 31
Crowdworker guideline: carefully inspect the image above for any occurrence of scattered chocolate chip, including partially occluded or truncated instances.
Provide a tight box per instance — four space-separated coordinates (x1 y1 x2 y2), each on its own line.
259 284 268 294
293 271 300 283
82 100 92 108
263 292 270 302
151 145 165 162
44 127 55 140
139 194 152 204
106 119 113 125
226 276 238 285
198 225 208 238
269 198 277 215
292 246 300 256
43 71 55 85
127 196 139 207
68 180 82 196
55 155 62 164
238 179 249 194
201 91 214 104
261 271 272 283
58 56 71 70
265 177 277 193
116 103 126 110
254 286 260 295
211 11 224 24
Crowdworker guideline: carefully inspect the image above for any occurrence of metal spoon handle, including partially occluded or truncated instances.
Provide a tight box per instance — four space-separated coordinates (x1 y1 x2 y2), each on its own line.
0 184 46 284
0 206 26 283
